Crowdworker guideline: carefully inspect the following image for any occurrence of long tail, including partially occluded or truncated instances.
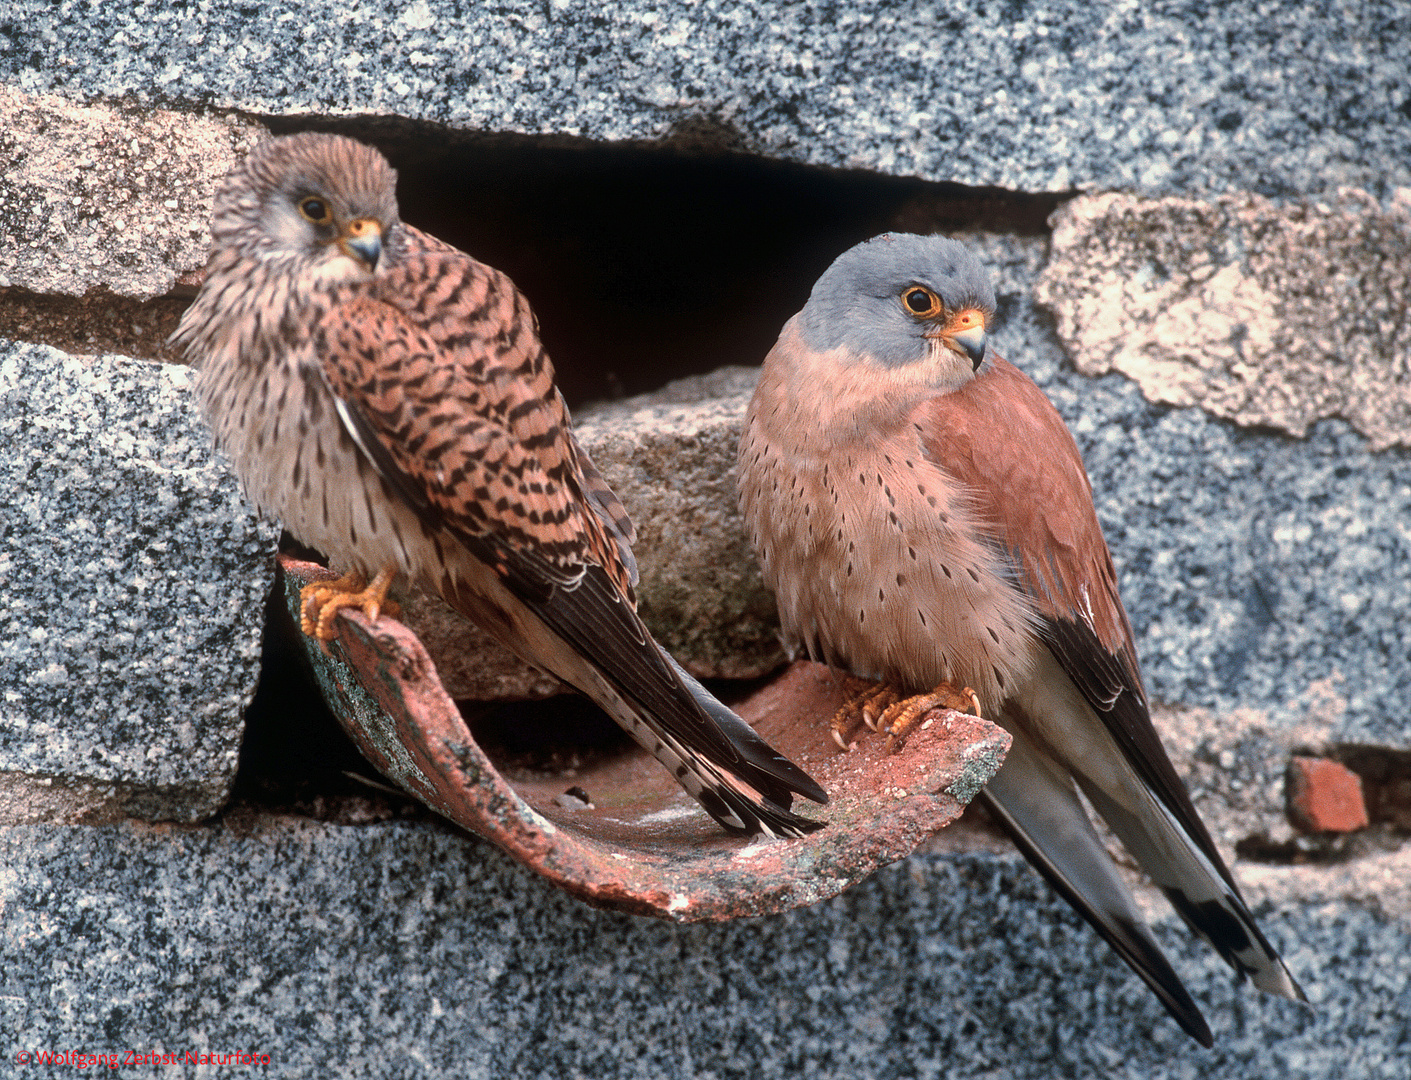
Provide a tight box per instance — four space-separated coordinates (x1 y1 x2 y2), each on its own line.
1070 737 1305 1000
442 536 830 839
982 741 1214 1046
986 718 1304 1045
665 654 827 835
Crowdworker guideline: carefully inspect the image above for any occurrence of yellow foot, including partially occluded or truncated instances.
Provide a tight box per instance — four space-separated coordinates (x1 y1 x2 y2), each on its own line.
298 565 401 643
880 682 982 753
830 679 903 751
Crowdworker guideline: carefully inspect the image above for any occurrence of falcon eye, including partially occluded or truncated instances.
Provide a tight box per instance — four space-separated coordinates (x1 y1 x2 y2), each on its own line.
298 197 332 224
902 287 941 318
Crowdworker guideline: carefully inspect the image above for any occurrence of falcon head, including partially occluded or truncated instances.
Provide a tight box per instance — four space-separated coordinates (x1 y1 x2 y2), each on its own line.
795 233 995 389
211 132 401 281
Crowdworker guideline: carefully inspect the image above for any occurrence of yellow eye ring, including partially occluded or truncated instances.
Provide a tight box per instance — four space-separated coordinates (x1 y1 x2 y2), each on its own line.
902 286 941 318
298 196 332 225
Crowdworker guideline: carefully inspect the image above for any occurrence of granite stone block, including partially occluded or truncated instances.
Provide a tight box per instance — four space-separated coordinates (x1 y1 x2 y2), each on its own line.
0 340 277 822
574 366 784 679
1038 190 1411 450
0 4 1406 1070
972 238 1411 755
1 1 1406 199
0 84 264 299
1 819 1405 1079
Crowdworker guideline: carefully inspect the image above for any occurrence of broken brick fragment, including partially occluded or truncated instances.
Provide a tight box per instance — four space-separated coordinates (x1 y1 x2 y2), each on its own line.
1286 756 1369 833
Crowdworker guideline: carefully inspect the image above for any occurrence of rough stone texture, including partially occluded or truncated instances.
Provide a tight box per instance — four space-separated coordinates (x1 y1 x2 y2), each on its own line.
2 3 1408 1069
1151 701 1334 856
0 83 264 298
564 288 1411 761
1 2 1408 200
0 288 192 365
1037 190 1411 449
3 819 1408 1079
1287 757 1370 834
1342 747 1411 834
0 340 276 822
972 235 1411 757
575 367 783 679
899 234 1411 873
397 270 1411 863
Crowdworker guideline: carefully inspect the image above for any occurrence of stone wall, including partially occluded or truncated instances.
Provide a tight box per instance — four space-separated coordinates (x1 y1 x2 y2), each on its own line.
2 3 1408 1076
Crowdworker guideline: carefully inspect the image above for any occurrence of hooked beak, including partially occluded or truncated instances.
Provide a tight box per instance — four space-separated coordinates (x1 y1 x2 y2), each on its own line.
341 217 384 270
945 323 987 371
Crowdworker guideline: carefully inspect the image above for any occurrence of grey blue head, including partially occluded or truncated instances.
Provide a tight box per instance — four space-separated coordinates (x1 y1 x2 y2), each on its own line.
212 132 400 274
795 233 996 371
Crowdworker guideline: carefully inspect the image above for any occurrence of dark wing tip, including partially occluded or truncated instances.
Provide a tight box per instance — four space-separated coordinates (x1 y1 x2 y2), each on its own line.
1162 887 1308 1005
702 785 827 839
1042 615 1238 892
478 545 829 831
668 654 829 807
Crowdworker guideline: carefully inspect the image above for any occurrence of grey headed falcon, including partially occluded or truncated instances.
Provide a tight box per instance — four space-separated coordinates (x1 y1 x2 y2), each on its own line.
737 232 1304 1043
172 132 826 839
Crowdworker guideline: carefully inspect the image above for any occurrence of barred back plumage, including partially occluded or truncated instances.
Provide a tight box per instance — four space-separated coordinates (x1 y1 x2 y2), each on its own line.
173 132 826 838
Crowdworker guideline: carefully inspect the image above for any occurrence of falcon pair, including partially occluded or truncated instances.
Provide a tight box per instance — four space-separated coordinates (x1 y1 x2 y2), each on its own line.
174 134 1302 1045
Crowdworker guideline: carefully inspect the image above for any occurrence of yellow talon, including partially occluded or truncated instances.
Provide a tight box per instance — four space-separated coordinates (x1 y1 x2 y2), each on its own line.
829 680 899 752
298 565 400 643
881 682 983 753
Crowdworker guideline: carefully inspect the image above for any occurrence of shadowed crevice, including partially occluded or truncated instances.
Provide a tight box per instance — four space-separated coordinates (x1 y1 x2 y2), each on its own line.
260 113 1068 405
0 285 190 362
1235 744 1411 865
1334 744 1411 832
3 113 1067 392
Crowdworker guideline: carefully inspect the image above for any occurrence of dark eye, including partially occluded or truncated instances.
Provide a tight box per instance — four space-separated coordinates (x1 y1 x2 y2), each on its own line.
903 287 941 317
299 197 331 224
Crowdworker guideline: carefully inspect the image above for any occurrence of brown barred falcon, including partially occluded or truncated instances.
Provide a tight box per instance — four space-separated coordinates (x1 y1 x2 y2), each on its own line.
172 132 826 838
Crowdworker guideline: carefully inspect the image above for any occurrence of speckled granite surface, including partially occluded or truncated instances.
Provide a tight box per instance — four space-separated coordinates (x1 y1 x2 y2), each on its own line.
1 1 1407 198
575 235 1411 753
0 341 276 820
974 236 1411 751
1 821 1405 1079
0 84 263 298
1038 190 1411 451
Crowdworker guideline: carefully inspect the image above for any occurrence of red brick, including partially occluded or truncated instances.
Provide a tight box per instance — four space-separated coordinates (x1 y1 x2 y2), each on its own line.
1286 756 1369 833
